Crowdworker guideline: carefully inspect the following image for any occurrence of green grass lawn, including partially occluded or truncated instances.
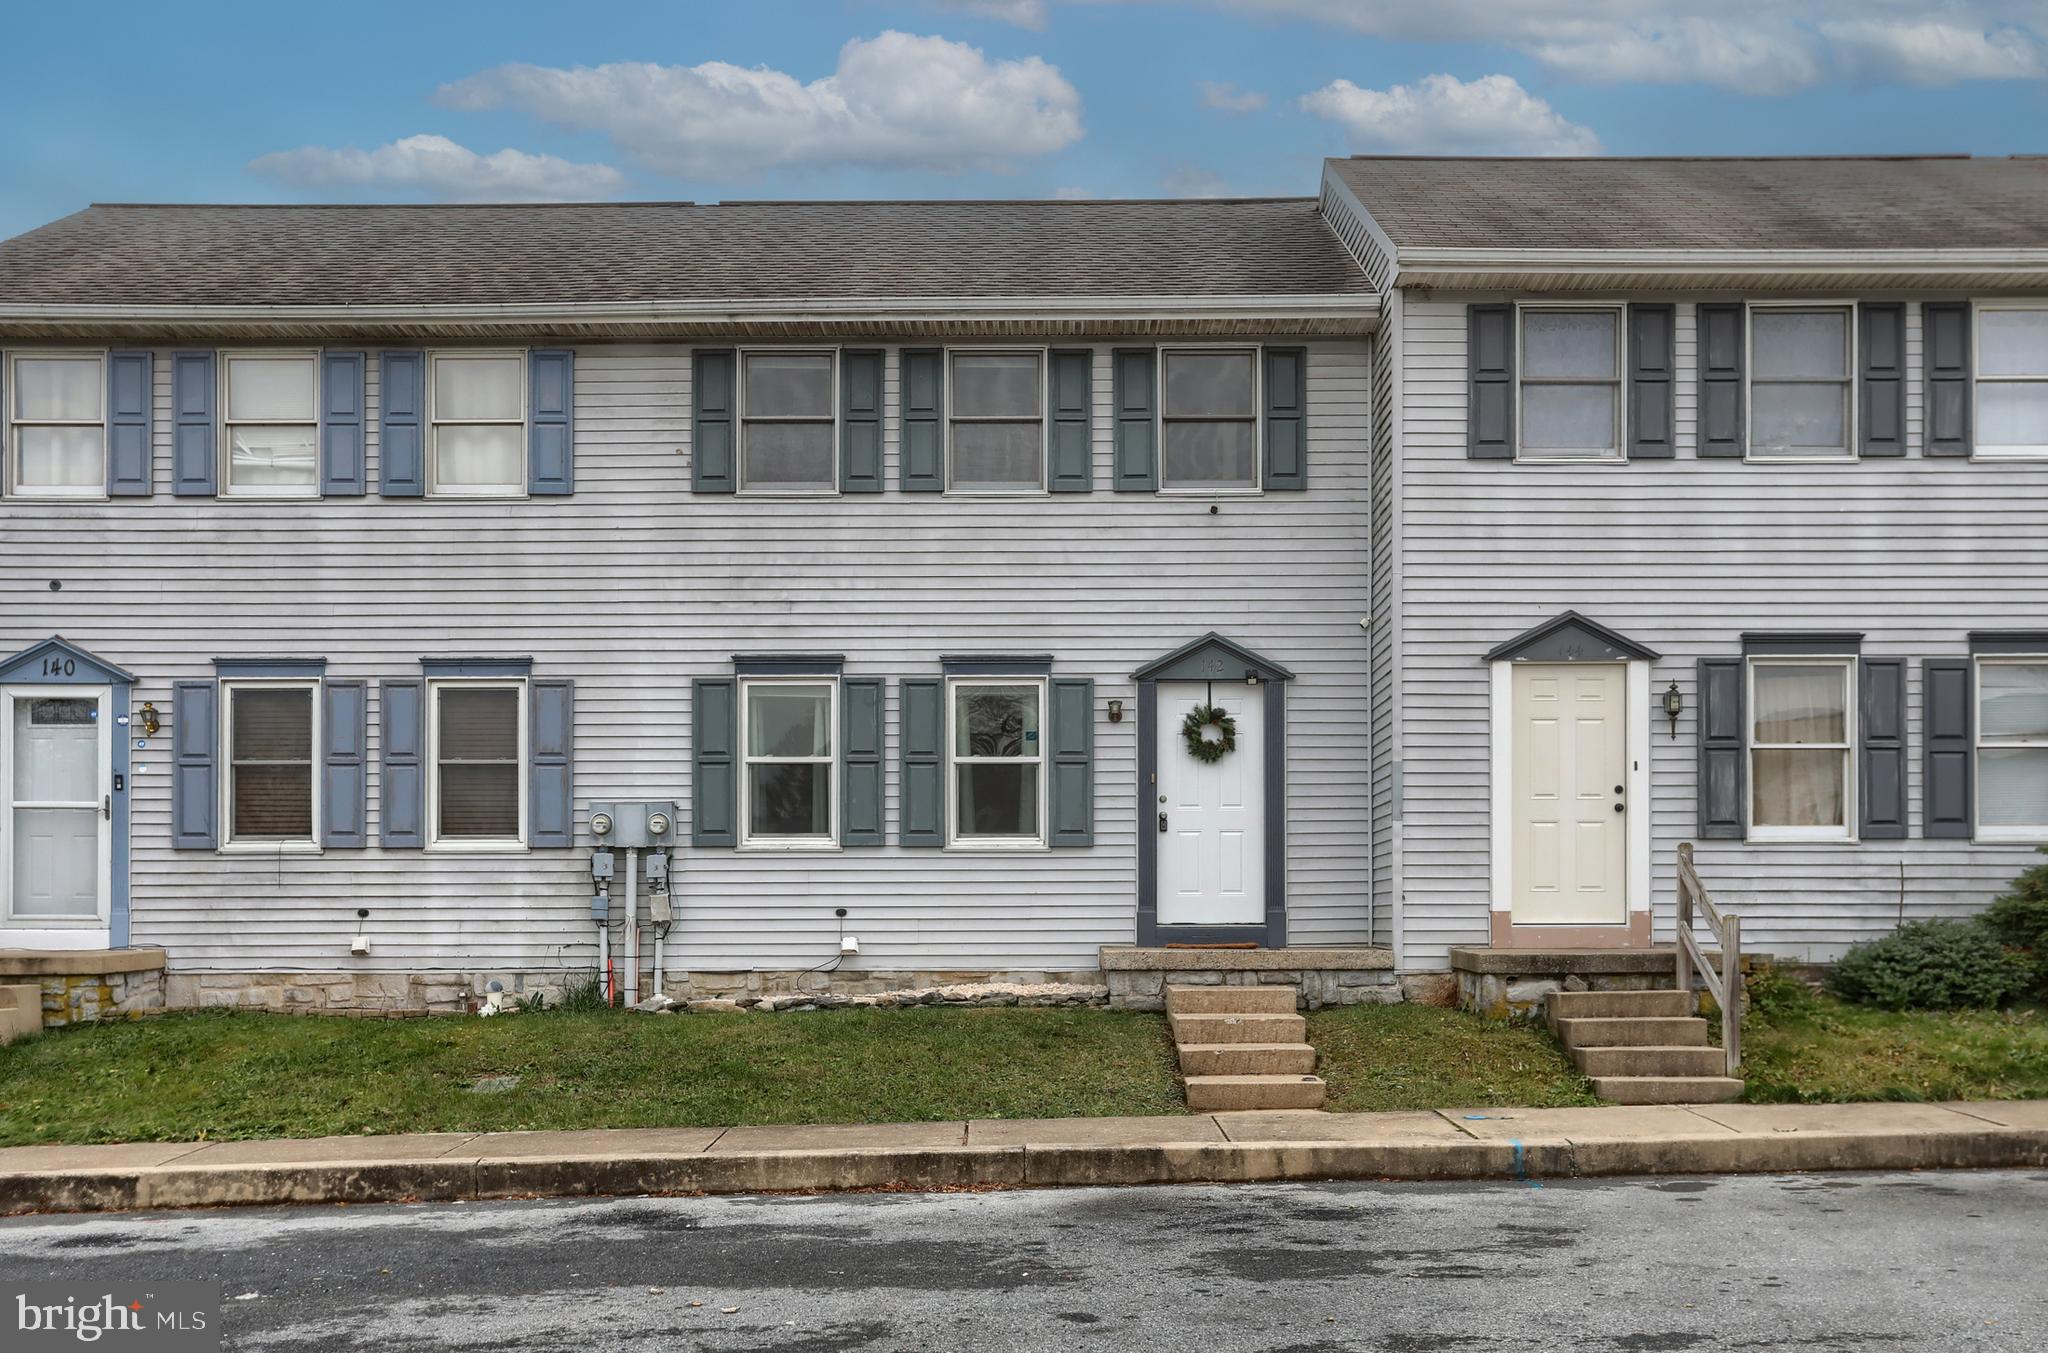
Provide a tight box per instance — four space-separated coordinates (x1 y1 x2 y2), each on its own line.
1307 1003 1601 1113
0 1006 1185 1147
1738 987 2048 1104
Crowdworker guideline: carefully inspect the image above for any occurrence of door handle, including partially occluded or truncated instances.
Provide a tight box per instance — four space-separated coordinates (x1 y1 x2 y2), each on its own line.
1158 812 1169 834
1614 802 1625 814
103 795 111 820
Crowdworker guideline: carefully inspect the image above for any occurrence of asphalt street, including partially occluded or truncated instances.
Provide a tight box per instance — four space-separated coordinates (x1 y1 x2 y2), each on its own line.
3 1170 2043 1351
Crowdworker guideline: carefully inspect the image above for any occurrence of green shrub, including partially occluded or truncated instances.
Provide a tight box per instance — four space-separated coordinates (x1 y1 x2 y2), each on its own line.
1981 848 2048 999
1825 919 2031 1012
1745 963 1819 1021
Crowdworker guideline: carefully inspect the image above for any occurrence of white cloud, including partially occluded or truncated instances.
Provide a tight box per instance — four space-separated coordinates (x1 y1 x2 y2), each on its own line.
1052 185 1098 198
438 32 1083 178
1161 164 1233 198
1301 73 1599 156
1198 80 1267 113
249 134 627 202
1820 20 2042 85
933 0 1048 28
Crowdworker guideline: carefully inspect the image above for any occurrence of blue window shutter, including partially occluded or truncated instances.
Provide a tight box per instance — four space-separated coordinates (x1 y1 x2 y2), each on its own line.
379 679 425 847
1112 348 1156 491
320 679 367 848
170 351 216 495
380 351 425 496
170 680 217 849
1924 302 1972 457
529 678 574 846
1049 677 1094 847
1697 304 1745 458
1048 349 1093 492
692 677 736 846
528 349 574 495
1627 305 1675 460
106 351 154 495
693 349 736 493
1263 346 1307 489
841 349 884 493
1858 658 1907 839
1923 658 1973 838
842 677 885 845
320 350 366 496
1859 304 1905 458
1697 658 1745 840
1467 305 1514 459
899 677 944 846
901 348 944 492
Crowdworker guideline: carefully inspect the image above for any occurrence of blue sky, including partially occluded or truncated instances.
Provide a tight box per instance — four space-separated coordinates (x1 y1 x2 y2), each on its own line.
4 0 2047 238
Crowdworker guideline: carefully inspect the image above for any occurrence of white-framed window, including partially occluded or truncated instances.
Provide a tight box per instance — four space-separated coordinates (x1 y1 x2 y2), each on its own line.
427 351 525 497
1514 305 1622 463
221 681 319 849
740 350 837 493
947 677 1046 848
1748 304 1854 460
1974 304 2048 459
7 351 105 497
1976 656 2048 842
1747 657 1856 842
222 351 319 497
739 678 838 847
428 680 526 848
1161 346 1262 489
948 350 1045 492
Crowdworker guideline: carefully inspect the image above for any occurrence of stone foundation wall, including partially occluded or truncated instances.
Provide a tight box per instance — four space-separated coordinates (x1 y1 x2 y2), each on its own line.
1107 968 1456 1011
1458 970 1681 1021
37 968 165 1027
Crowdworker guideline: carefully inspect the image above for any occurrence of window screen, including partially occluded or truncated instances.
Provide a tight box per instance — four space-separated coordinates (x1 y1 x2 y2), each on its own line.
1978 309 2048 455
950 353 1043 490
1750 309 1851 458
951 681 1042 841
742 353 836 490
224 355 319 493
436 685 520 840
744 681 834 841
1162 350 1258 487
229 686 314 841
11 355 104 493
430 355 524 494
1518 310 1620 460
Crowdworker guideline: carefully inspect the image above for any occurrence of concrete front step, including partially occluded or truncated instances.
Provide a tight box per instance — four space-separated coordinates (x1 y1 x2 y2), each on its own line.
1178 1042 1318 1077
1574 1045 1730 1078
1168 1012 1307 1045
1165 984 1298 1016
1553 1016 1711 1049
0 984 40 1045
1183 1074 1328 1112
1590 1075 1746 1105
1546 989 1696 1020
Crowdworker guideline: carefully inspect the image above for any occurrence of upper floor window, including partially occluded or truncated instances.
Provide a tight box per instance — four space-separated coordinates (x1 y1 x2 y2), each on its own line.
223 353 318 497
949 678 1045 847
429 353 525 497
1748 657 1855 841
1516 308 1621 463
741 351 836 493
1162 348 1261 488
1749 306 1853 460
1977 657 2048 841
223 681 317 848
429 681 525 847
949 351 1043 492
8 353 103 497
1975 306 2048 459
741 678 837 847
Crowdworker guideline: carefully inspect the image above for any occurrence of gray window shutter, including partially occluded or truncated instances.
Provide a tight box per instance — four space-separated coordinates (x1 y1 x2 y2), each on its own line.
692 677 736 846
901 348 944 492
1049 677 1094 847
899 677 944 846
379 679 425 848
1112 348 1157 491
380 351 425 496
840 349 884 493
1923 658 1973 838
171 351 217 495
1697 658 1745 840
1627 304 1675 460
320 350 366 496
320 679 367 848
170 680 217 849
528 349 574 495
1263 346 1307 489
1696 303 1745 458
1858 658 1907 839
842 677 885 845
692 349 735 493
106 351 153 495
529 678 574 846
1924 302 1972 457
1048 349 1093 492
1467 304 1514 459
1859 304 1905 458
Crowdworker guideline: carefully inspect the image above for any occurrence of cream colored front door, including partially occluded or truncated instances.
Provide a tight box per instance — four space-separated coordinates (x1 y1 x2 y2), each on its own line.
1157 681 1265 926
1510 663 1628 925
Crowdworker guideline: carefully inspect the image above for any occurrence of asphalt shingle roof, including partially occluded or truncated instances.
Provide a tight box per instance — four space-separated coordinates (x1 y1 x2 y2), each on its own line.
0 198 1369 308
1327 156 2048 253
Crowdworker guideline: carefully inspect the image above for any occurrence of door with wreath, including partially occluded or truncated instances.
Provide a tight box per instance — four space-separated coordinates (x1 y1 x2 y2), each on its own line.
1156 681 1265 926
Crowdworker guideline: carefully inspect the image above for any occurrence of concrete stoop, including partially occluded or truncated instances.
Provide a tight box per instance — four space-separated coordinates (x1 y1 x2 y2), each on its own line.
1167 984 1326 1112
1546 989 1743 1105
0 984 39 1045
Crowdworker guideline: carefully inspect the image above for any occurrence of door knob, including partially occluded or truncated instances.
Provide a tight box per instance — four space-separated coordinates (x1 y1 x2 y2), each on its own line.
1614 802 1625 814
1158 812 1169 833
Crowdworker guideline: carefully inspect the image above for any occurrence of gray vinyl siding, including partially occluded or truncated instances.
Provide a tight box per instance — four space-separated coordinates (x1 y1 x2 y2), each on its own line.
1398 294 2045 966
0 340 1373 975
1368 292 1400 950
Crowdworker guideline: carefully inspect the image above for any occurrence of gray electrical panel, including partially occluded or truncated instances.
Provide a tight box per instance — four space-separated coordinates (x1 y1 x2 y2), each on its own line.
587 800 680 849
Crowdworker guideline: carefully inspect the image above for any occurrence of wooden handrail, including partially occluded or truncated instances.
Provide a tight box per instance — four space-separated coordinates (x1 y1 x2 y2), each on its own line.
1674 842 1741 1076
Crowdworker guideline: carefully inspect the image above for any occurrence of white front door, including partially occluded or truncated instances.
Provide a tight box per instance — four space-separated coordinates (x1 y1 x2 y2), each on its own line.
1510 663 1628 926
1157 682 1265 926
2 686 110 927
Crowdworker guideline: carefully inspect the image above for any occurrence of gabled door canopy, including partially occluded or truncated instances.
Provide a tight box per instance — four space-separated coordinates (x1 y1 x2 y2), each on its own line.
1486 611 1659 664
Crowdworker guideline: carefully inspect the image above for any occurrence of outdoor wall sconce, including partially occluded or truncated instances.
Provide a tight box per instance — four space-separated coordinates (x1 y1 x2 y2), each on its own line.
1662 680 1683 740
1107 699 1123 723
139 701 161 737
1244 670 1261 685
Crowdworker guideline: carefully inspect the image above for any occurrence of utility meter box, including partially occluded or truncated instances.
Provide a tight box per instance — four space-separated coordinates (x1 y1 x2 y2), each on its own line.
588 800 680 849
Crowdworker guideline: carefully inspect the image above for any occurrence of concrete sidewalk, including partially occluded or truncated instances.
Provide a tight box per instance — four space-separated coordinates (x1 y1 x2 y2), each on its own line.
4 1100 2045 1215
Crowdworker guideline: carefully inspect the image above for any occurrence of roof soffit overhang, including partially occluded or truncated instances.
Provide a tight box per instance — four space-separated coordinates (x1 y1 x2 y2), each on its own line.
1389 247 2048 295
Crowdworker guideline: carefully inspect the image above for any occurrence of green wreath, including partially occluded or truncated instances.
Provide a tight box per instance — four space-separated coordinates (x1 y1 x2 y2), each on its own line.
1182 703 1237 764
